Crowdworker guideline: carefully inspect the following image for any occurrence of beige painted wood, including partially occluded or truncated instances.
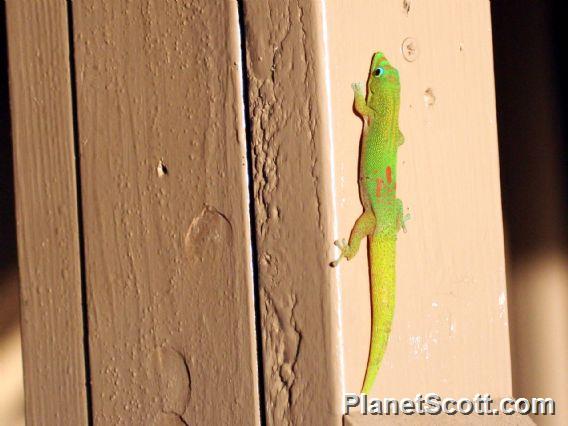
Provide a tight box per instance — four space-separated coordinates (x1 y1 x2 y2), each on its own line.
5 1 88 424
327 0 511 401
245 0 510 423
242 1 343 424
71 1 259 424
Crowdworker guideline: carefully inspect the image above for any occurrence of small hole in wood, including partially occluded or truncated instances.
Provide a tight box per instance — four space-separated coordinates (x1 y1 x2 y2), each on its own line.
157 160 168 177
424 88 436 107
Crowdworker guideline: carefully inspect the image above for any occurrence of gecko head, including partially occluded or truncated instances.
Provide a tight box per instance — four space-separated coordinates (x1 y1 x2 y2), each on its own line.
367 52 400 96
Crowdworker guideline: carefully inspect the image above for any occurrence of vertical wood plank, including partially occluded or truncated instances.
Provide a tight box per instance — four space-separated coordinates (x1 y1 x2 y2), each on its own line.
71 1 260 424
5 1 88 424
327 0 511 406
242 1 343 425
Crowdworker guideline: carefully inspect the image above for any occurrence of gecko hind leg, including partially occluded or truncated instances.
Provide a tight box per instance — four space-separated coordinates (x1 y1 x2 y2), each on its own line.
331 210 376 267
395 198 411 233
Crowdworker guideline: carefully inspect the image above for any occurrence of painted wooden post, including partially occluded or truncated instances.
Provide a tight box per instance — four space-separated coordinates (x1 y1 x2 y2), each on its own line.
243 0 520 424
8 0 527 424
70 1 260 424
328 0 512 399
8 0 261 424
5 1 88 424
240 1 343 424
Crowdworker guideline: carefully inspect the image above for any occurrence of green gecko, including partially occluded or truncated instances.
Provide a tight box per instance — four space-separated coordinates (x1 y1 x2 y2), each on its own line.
332 52 409 394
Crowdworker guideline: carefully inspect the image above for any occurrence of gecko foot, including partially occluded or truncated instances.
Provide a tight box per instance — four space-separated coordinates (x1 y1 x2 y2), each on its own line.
330 238 349 267
401 213 411 233
351 82 365 93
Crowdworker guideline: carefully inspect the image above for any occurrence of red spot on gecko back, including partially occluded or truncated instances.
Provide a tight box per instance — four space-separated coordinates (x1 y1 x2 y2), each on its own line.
376 178 383 197
386 166 392 184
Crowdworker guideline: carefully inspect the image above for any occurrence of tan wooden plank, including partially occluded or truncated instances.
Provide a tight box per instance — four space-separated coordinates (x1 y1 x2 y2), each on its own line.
327 0 511 399
5 1 88 424
241 1 343 424
70 1 260 424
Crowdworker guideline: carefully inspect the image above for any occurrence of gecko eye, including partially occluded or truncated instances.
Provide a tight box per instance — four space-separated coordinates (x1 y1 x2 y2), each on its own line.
373 67 384 77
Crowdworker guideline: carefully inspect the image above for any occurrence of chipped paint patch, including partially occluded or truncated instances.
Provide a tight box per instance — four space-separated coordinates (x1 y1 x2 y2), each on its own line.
409 335 431 360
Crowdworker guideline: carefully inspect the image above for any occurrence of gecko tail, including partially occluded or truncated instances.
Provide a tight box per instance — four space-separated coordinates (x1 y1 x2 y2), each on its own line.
360 321 392 394
361 236 396 394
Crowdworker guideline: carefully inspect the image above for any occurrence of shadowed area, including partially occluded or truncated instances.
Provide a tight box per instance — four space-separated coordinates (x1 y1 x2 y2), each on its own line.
0 2 24 425
491 1 568 424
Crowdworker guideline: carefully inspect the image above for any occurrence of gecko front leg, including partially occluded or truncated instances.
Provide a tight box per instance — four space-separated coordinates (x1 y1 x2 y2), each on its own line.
331 209 376 266
352 82 374 118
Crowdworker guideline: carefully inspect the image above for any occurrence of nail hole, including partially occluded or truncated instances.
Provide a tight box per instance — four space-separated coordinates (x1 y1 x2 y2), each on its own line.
424 88 436 106
157 160 168 177
402 37 418 62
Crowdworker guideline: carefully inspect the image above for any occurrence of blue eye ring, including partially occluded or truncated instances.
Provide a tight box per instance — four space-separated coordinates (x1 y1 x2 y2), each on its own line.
373 67 384 77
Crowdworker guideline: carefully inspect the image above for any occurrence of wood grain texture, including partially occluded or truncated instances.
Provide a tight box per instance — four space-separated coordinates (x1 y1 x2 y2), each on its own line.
5 1 88 424
242 1 342 425
327 0 511 399
71 1 259 424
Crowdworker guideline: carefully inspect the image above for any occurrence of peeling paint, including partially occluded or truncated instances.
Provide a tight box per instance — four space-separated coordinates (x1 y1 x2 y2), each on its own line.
242 1 336 423
262 290 302 425
154 347 191 425
184 205 233 259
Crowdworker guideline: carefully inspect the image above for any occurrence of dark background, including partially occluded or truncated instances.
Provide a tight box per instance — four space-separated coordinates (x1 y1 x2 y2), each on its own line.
0 0 566 423
0 1 18 340
492 1 567 420
492 0 568 259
